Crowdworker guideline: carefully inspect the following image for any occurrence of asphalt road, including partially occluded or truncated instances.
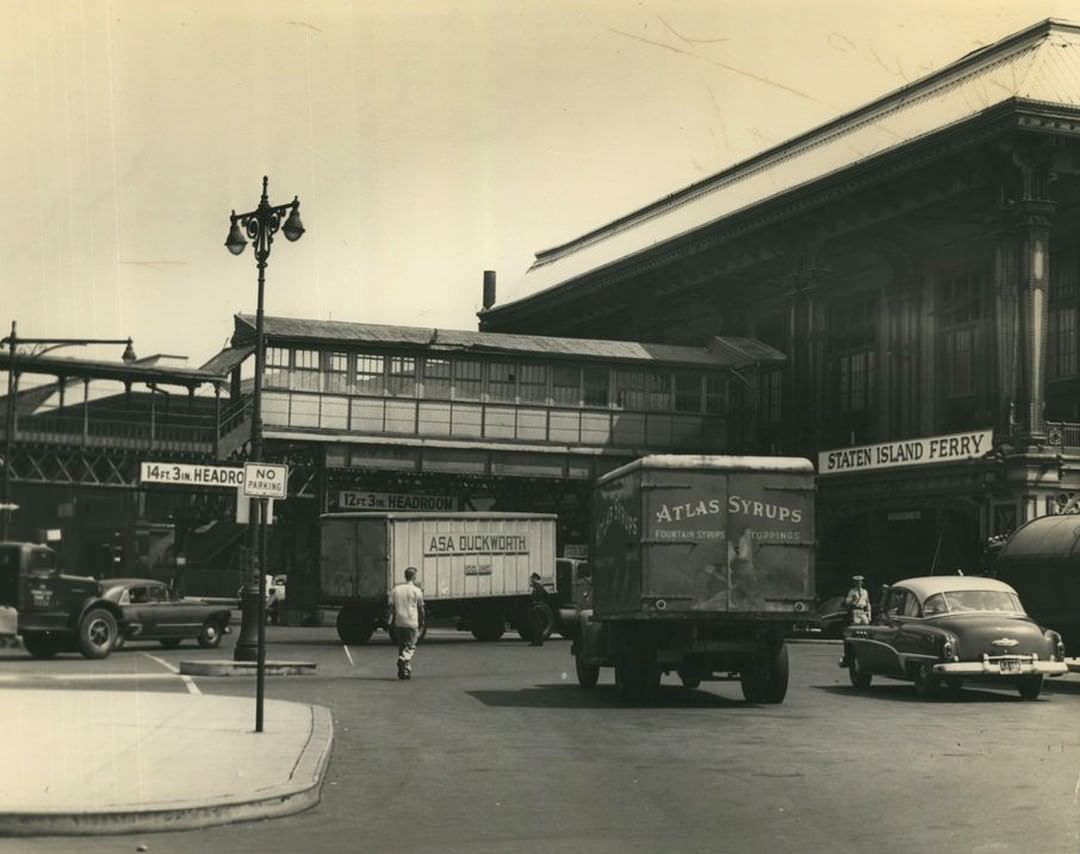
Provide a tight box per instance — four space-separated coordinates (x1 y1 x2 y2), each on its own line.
2 628 1079 854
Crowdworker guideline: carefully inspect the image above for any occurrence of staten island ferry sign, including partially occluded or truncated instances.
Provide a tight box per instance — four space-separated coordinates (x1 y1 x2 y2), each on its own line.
818 429 993 476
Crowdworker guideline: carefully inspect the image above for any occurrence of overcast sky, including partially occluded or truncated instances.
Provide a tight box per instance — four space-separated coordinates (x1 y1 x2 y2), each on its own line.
1 0 1074 368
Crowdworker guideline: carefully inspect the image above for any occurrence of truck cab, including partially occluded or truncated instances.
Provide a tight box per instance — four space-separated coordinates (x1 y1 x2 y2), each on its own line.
0 541 119 659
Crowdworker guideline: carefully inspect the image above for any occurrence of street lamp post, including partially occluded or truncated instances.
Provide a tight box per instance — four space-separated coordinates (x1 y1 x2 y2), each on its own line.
1 321 135 540
224 176 304 732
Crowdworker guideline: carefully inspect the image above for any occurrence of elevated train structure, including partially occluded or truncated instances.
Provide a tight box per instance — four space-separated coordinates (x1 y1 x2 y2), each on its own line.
1 313 783 617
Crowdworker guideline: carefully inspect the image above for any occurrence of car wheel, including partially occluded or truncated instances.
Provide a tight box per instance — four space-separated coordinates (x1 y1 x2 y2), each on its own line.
78 608 117 659
1017 675 1043 701
848 654 872 689
677 667 703 690
912 662 940 699
575 647 600 689
159 639 182 649
197 620 223 649
22 631 60 659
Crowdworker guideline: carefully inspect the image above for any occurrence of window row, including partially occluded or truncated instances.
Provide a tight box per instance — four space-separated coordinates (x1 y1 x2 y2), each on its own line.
262 347 729 414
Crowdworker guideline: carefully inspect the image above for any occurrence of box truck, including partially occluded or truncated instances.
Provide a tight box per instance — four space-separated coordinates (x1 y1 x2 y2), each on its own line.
321 512 557 644
570 455 815 703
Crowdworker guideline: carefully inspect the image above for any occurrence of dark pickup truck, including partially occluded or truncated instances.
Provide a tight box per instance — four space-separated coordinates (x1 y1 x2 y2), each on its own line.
0 540 233 660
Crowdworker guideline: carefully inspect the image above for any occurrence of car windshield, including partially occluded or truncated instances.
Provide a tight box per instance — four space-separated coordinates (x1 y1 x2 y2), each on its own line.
922 589 1025 616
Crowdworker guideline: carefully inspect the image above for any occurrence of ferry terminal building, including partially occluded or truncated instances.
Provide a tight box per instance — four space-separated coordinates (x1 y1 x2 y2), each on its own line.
478 18 1080 596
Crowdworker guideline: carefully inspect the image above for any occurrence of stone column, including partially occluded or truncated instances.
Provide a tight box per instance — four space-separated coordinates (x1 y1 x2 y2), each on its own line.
784 239 824 458
995 139 1055 444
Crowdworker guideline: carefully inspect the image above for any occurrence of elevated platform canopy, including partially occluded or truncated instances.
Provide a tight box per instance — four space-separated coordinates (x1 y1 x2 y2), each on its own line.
226 313 785 371
482 17 1080 318
0 350 230 389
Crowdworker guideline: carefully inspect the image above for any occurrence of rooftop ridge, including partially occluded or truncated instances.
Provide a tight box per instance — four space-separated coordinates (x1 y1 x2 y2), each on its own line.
528 17 1077 271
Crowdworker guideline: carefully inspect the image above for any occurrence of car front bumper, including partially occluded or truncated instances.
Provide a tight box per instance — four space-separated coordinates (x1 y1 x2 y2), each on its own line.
932 659 1067 677
1066 658 1080 674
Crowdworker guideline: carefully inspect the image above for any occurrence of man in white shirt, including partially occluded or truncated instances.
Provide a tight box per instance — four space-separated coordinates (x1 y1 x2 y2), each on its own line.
844 575 871 626
388 566 425 680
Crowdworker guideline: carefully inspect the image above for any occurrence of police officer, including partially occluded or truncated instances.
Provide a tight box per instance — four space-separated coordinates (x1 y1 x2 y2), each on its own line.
844 574 872 626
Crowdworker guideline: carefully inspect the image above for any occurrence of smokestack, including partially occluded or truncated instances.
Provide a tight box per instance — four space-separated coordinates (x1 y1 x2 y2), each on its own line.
482 270 496 310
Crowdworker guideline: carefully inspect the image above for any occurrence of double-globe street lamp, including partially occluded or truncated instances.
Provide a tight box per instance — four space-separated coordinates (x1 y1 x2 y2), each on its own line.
1 322 135 540
224 177 304 709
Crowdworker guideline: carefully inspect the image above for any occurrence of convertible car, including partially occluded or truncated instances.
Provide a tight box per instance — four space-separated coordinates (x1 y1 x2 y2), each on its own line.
102 578 232 650
842 575 1067 700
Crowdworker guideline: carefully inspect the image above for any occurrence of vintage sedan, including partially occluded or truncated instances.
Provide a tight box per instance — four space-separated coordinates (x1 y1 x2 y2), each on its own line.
102 578 232 650
842 576 1067 700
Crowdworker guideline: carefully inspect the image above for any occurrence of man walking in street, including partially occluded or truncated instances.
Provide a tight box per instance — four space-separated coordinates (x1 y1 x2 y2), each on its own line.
388 566 425 680
528 572 551 646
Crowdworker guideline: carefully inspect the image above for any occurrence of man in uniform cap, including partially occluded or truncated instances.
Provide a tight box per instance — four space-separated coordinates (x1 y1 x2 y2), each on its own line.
844 575 871 626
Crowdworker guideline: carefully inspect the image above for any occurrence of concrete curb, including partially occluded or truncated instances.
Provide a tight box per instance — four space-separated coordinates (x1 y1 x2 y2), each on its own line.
179 660 318 676
0 704 334 837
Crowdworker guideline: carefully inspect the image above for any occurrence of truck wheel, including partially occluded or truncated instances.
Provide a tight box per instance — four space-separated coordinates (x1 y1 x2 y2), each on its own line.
22 631 60 659
78 608 118 659
337 608 375 645
197 620 223 649
741 643 789 704
470 614 506 642
575 647 600 688
615 649 660 703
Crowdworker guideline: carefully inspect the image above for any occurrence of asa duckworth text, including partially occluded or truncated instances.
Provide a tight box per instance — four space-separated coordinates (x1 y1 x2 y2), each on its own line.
425 534 529 556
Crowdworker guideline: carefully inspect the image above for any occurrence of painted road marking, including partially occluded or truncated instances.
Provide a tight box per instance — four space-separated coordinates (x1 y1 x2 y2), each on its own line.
343 645 354 666
143 652 201 695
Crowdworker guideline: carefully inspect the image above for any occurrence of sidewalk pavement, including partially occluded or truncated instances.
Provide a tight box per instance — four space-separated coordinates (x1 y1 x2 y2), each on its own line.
0 689 333 837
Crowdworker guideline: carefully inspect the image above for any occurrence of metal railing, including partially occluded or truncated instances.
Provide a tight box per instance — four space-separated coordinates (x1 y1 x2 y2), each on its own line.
0 410 218 452
1046 420 1080 450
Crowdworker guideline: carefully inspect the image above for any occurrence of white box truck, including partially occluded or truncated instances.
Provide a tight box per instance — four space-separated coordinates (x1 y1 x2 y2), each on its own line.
322 512 557 644
570 455 815 703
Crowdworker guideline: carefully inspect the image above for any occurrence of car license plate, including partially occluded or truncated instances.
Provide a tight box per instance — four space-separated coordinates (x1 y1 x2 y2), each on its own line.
999 659 1021 674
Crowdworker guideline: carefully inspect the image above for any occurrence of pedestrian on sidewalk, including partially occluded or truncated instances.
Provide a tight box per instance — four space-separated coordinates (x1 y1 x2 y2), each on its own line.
388 566 425 680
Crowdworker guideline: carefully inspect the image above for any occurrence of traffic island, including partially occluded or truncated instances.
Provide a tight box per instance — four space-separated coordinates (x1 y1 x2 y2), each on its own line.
0 690 333 836
179 660 318 677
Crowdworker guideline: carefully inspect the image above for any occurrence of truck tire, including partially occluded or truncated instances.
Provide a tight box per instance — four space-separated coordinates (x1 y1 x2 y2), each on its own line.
22 631 60 659
78 608 118 659
337 608 375 645
470 613 506 642
741 642 789 704
574 646 600 688
615 647 661 703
